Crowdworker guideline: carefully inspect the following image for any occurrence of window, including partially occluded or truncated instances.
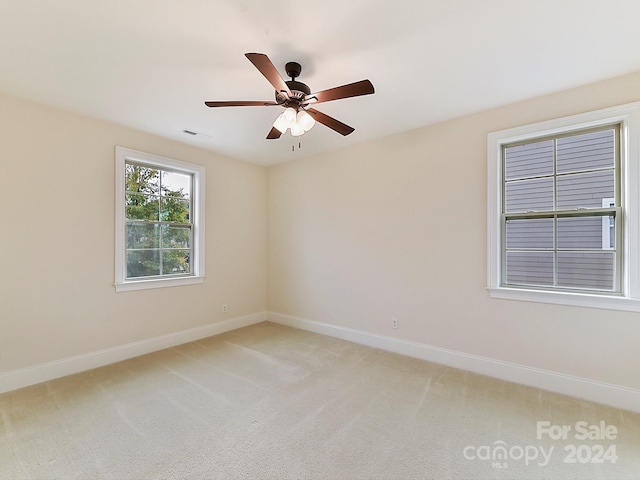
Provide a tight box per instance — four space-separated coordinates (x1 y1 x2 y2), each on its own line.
503 127 619 291
115 147 205 292
488 103 640 311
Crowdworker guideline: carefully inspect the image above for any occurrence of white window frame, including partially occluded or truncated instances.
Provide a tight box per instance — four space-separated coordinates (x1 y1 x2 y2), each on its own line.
115 146 205 292
487 102 640 311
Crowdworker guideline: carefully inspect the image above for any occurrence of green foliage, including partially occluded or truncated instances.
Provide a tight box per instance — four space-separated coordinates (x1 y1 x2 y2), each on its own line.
125 164 191 278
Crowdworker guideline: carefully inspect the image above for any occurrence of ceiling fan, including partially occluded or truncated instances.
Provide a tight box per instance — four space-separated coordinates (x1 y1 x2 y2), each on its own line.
205 53 375 139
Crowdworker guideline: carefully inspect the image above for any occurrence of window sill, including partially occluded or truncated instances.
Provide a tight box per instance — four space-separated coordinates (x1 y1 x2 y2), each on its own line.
115 276 205 292
487 286 640 312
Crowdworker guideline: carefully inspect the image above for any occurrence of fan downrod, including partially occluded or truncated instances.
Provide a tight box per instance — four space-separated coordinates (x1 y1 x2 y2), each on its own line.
277 61 311 104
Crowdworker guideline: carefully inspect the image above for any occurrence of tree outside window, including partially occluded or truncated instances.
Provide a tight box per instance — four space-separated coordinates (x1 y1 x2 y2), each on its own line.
125 163 192 278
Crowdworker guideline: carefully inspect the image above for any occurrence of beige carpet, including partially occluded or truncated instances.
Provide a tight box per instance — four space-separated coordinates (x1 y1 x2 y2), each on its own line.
1 321 639 479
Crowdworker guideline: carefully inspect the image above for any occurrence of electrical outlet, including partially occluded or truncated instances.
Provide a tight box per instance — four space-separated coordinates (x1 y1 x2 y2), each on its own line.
391 317 398 329
222 304 228 313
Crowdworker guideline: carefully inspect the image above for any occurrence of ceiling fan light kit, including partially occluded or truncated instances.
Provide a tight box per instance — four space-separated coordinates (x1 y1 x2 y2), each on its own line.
273 107 315 135
205 53 375 139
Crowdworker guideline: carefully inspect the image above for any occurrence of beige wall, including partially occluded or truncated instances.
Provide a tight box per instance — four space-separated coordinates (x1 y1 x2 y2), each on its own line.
0 93 267 373
3 70 640 393
267 71 640 391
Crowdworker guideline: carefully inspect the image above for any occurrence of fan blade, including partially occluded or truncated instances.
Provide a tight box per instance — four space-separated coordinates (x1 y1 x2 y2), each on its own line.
245 53 292 96
306 108 355 136
205 100 278 107
305 80 374 105
266 127 282 139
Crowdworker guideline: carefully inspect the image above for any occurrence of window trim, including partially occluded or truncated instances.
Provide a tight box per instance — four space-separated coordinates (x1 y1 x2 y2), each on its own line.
115 146 205 292
487 102 640 311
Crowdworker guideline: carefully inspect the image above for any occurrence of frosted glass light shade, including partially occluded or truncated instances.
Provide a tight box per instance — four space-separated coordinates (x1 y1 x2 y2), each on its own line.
297 110 315 131
290 124 305 136
282 107 297 124
272 113 289 133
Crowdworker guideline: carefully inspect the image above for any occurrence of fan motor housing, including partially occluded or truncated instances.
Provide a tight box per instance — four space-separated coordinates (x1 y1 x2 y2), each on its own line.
275 80 311 106
276 61 311 104
285 80 311 96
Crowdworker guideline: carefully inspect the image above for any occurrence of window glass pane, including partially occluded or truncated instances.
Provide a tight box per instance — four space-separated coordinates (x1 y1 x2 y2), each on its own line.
505 177 554 213
162 225 191 248
556 170 614 210
557 216 610 250
125 164 159 194
162 250 190 275
505 251 554 286
127 250 160 278
505 218 553 249
160 198 190 222
557 251 614 290
504 140 553 180
556 129 615 174
126 194 159 221
162 171 191 198
127 223 160 249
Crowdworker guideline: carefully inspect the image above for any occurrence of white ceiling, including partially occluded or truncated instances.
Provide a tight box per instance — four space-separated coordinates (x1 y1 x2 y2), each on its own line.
2 0 640 166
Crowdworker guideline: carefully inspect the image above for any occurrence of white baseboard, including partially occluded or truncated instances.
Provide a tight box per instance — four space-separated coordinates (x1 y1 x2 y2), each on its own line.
0 312 266 395
5 310 638 414
267 311 640 414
